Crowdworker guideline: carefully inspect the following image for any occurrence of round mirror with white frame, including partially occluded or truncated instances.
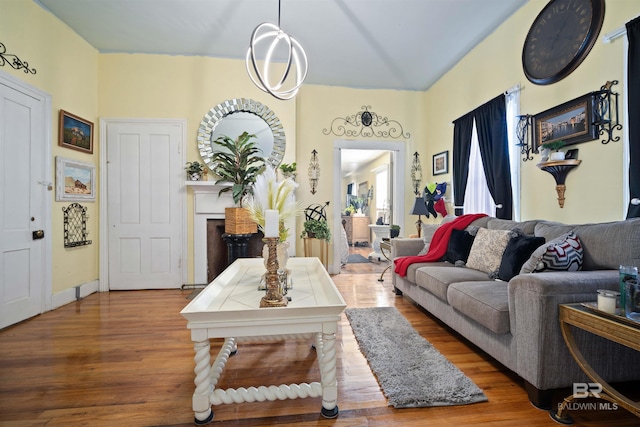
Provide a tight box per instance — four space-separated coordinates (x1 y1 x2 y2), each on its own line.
197 98 286 171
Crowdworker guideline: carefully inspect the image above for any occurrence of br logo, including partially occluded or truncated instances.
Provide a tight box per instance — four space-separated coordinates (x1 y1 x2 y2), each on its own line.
573 382 602 398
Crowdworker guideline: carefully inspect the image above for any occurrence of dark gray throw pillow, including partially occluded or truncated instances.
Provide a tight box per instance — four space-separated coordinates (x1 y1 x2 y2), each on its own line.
498 235 546 281
444 229 475 264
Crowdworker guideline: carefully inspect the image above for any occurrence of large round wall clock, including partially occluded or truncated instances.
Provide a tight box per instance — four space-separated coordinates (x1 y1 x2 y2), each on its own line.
522 0 605 85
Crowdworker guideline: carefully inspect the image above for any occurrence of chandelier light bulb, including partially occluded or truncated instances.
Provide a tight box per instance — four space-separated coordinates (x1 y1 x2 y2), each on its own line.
246 22 308 100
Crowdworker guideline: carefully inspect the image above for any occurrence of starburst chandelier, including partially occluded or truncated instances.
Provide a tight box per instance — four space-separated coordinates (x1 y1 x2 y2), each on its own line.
246 0 308 100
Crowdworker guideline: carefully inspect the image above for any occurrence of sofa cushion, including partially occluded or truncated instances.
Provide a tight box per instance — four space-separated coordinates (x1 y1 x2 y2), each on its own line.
487 218 539 235
417 224 440 255
498 235 546 281
534 219 640 270
466 228 512 276
520 232 583 273
444 229 475 264
404 262 440 284
414 265 489 301
448 281 511 334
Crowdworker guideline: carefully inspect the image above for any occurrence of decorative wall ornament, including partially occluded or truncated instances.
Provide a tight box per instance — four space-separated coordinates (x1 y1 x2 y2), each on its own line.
322 105 411 139
0 42 36 74
515 114 534 162
593 80 622 144
62 203 92 248
410 152 423 195
308 149 320 195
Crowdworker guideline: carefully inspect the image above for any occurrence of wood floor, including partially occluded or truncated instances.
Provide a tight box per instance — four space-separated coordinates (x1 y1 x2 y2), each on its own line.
1 247 638 426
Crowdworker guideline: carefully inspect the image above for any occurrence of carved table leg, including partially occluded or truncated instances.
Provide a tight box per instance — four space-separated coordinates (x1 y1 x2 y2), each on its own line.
316 332 339 418
192 340 214 425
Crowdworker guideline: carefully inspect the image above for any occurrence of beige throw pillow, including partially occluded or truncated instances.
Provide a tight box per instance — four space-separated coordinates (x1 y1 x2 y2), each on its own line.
466 228 512 276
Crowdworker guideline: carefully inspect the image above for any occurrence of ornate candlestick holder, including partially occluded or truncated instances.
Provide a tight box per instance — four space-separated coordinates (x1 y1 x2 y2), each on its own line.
260 237 288 308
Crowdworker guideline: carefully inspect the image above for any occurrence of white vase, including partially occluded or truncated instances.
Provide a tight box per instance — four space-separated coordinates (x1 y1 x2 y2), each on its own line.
550 151 565 161
540 147 550 162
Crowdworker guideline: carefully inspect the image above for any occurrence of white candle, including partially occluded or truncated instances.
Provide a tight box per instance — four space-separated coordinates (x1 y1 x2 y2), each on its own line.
264 209 279 238
597 291 617 314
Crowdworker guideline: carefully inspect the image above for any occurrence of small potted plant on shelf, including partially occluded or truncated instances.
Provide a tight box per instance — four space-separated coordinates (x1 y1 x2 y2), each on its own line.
390 224 401 238
185 161 205 181
541 140 566 161
279 162 297 181
301 219 331 242
344 205 356 216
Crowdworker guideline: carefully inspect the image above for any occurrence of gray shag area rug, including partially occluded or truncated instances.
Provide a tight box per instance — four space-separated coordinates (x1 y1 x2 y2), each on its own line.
345 306 488 408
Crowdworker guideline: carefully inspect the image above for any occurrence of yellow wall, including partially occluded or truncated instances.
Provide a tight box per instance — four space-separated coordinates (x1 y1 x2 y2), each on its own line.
4 0 640 292
1 0 99 293
423 0 640 224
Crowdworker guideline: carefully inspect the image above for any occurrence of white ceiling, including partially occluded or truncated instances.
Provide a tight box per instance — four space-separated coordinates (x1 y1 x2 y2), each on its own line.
34 0 528 92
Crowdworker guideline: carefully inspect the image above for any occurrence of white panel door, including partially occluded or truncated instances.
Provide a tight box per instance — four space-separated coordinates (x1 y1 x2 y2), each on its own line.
106 122 183 290
0 78 47 328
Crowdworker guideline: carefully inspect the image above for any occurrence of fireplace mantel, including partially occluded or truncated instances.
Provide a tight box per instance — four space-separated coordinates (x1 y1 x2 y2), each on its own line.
186 180 296 284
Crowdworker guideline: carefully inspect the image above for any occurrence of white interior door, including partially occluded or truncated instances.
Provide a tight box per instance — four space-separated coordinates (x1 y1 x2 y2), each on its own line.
106 121 184 290
0 73 50 328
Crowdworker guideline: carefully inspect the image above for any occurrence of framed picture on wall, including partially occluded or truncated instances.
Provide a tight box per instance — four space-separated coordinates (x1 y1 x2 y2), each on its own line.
532 93 598 152
59 110 94 154
432 151 448 175
55 157 96 202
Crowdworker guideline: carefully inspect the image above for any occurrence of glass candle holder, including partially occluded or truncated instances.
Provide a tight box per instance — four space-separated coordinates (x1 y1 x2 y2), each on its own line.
596 289 620 315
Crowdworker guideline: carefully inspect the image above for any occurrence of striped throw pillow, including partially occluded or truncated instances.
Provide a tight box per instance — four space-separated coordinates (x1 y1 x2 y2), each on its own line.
535 231 583 272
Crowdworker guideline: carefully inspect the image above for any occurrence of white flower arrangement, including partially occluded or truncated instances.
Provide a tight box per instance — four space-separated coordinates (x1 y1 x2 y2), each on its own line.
244 166 301 241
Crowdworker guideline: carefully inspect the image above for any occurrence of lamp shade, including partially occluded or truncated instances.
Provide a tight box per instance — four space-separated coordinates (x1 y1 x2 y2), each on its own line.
410 196 429 216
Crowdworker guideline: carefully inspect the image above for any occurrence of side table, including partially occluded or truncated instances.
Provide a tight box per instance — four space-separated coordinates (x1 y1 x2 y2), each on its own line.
378 239 392 282
551 303 640 424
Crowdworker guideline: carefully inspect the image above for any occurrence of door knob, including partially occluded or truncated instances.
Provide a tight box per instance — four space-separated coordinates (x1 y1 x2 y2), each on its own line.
32 230 44 240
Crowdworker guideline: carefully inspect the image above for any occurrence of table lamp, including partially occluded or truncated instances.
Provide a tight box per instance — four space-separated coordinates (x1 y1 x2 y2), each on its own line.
410 196 429 237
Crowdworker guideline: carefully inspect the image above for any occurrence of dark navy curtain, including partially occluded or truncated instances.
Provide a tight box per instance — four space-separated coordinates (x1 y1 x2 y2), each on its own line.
474 95 513 220
452 115 473 216
452 94 513 219
627 16 640 218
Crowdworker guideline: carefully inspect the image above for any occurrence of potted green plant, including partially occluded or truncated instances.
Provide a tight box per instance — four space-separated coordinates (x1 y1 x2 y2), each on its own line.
279 162 297 181
185 161 205 181
300 219 331 242
390 224 400 238
210 131 265 234
541 140 566 161
344 205 356 216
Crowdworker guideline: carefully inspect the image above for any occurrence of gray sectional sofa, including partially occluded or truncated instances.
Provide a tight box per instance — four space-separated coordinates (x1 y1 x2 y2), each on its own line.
391 216 640 408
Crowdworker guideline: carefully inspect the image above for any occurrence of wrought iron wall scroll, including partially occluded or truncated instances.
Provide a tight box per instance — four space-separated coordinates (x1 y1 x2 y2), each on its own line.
0 42 36 74
62 203 92 248
308 149 320 195
323 105 410 139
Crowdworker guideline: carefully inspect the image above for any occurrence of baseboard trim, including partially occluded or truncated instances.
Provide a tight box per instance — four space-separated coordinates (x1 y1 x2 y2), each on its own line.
51 280 100 310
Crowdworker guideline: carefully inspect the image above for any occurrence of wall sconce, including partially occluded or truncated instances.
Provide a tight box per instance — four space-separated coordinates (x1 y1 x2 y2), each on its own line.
410 152 423 195
593 80 622 144
308 149 319 195
515 114 534 162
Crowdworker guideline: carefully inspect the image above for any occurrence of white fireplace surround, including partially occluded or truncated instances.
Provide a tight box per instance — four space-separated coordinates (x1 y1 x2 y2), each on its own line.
186 181 295 284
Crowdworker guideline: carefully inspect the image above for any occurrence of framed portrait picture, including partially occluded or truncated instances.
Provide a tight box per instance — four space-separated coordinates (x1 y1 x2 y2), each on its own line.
532 93 598 152
432 151 448 175
56 157 96 202
59 110 94 154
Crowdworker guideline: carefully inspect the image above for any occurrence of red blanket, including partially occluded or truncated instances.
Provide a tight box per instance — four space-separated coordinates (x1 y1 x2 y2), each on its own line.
393 213 487 277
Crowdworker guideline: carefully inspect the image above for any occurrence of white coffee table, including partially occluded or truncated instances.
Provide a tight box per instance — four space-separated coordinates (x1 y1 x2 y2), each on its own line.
180 257 346 425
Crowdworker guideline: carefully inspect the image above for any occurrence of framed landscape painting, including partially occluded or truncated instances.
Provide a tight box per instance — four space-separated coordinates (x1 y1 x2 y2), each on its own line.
59 110 94 154
532 93 598 152
56 157 96 202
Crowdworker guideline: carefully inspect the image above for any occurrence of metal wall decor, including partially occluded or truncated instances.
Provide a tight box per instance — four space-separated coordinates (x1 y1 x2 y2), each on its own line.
515 114 534 161
0 42 36 74
322 105 411 139
308 149 320 195
410 152 423 195
62 203 92 248
593 80 622 144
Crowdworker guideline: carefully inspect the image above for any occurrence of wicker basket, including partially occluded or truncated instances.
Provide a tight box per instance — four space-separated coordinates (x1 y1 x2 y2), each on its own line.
225 207 258 234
